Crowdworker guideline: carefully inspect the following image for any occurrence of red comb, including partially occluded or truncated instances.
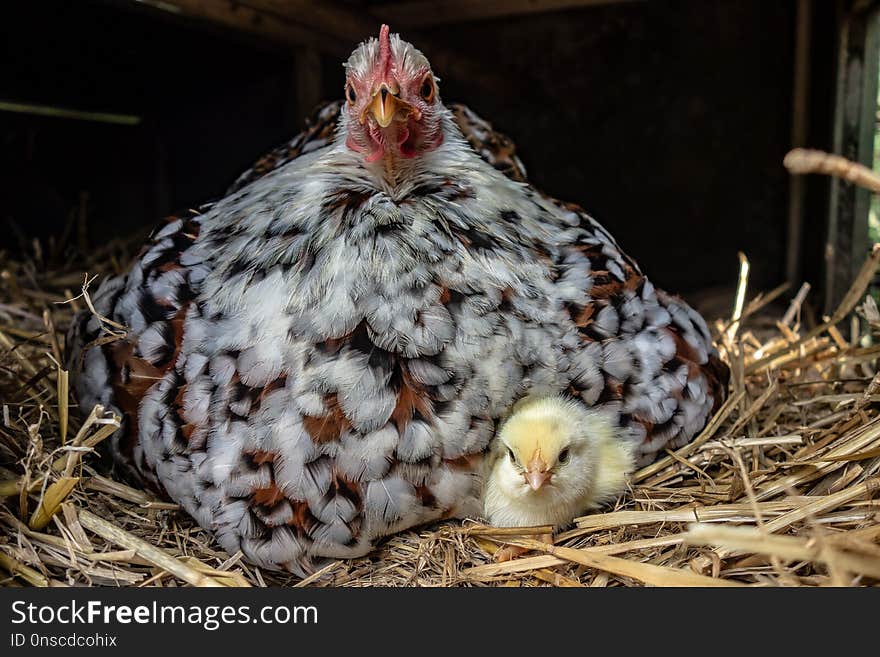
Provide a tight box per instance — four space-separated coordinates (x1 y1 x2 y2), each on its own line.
378 24 392 77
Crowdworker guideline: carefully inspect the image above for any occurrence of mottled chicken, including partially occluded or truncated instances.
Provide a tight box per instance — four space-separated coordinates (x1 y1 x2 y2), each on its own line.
69 25 728 576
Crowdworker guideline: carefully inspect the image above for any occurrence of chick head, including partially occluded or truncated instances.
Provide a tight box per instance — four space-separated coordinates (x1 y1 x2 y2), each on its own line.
483 396 635 528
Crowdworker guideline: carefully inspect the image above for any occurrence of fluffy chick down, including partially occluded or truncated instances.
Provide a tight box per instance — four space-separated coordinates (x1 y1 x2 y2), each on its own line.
482 396 637 528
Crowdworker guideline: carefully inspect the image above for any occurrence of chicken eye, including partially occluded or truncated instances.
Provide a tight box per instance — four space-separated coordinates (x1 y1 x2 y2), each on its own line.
420 75 434 101
346 83 357 104
507 447 516 463
558 448 571 464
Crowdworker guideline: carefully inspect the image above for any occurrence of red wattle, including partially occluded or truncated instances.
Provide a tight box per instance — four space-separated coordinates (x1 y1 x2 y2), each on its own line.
365 147 385 163
345 134 365 154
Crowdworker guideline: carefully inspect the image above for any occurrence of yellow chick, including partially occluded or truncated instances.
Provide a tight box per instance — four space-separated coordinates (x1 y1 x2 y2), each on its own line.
483 396 636 533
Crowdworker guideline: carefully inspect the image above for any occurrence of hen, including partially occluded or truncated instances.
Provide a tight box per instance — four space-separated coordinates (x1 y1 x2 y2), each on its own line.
69 25 728 576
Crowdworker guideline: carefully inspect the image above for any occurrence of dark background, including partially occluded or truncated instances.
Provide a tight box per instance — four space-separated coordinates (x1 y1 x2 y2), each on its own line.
0 0 837 300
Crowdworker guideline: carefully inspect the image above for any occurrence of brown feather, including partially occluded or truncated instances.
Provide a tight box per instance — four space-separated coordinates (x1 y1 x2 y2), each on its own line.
302 393 351 444
391 370 433 432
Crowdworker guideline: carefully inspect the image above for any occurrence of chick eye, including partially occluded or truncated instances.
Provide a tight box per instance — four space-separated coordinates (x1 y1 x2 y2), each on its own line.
346 83 357 104
558 448 571 464
420 75 434 101
507 448 516 463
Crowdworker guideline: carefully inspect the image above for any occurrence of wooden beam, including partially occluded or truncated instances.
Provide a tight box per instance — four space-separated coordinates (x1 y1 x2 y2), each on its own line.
241 1 375 44
372 0 643 28
128 1 514 96
130 0 352 56
0 99 141 125
240 1 515 96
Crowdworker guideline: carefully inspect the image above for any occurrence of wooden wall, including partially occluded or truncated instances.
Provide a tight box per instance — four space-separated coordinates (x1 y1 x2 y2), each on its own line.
1 0 837 299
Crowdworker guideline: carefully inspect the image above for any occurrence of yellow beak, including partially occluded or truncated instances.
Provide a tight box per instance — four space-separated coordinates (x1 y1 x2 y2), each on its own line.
365 85 410 128
524 450 551 491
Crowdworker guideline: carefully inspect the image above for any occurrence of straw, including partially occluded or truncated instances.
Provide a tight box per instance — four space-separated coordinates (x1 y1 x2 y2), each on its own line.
2 148 880 586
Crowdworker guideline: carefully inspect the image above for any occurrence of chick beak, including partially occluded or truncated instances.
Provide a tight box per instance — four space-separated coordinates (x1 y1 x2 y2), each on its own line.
524 451 551 491
366 84 409 128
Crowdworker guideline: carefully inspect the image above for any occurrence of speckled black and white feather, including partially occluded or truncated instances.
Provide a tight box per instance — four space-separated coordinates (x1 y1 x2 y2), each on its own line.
69 72 726 578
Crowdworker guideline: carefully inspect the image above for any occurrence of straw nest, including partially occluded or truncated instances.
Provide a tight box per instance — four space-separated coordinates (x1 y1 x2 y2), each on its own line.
2 149 880 588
